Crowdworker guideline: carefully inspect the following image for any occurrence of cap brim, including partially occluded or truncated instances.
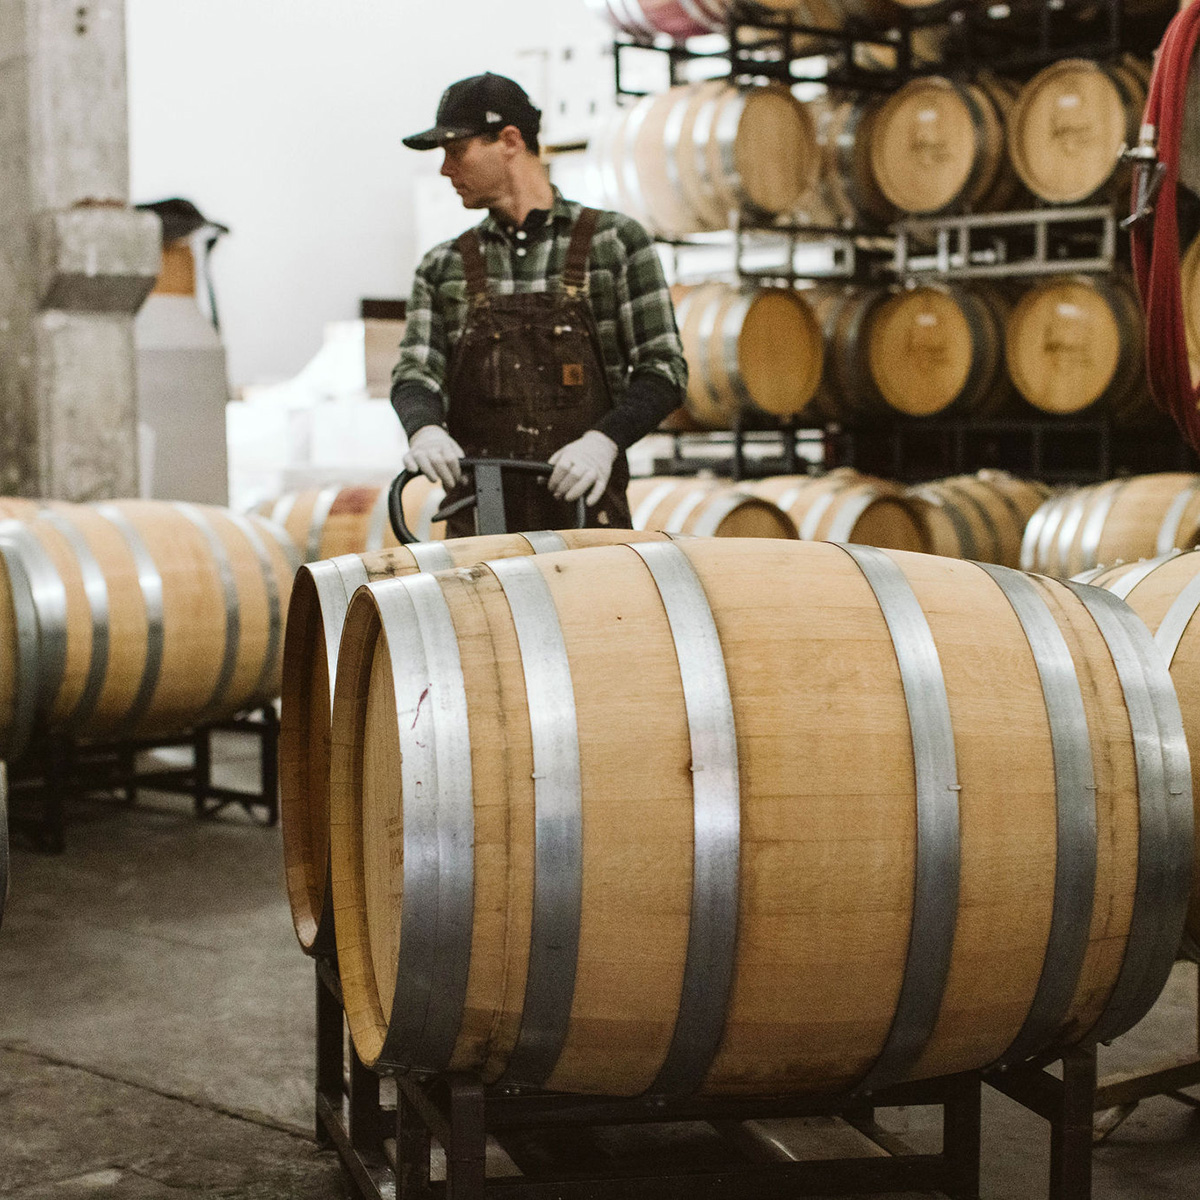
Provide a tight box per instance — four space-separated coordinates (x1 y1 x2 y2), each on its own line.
402 124 479 150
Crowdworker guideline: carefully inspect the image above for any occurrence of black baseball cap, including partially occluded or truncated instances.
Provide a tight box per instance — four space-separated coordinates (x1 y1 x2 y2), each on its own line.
403 72 542 151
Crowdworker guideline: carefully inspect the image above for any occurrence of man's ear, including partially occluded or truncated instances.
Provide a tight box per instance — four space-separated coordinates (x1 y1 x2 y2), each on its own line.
499 125 527 154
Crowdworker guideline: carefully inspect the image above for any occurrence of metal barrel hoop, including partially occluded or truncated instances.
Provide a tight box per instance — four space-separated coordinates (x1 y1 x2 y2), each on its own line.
1067 583 1194 1047
630 540 741 1098
491 557 585 1088
976 565 1098 1066
836 543 961 1096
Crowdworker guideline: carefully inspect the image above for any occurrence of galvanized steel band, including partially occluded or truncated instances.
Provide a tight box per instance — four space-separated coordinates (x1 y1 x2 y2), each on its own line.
370 578 444 1071
490 556 584 1087
226 510 285 703
825 488 881 544
1067 583 1194 1046
977 565 1097 1065
521 530 570 554
0 530 45 760
1155 483 1200 555
836 543 961 1095
402 572 476 1070
667 489 713 534
690 491 745 538
35 508 111 730
95 504 165 734
944 484 1002 564
1152 568 1200 667
306 486 342 564
408 541 456 573
633 481 680 531
1021 497 1061 571
630 541 740 1097
798 486 841 541
1077 480 1128 573
175 503 241 718
1052 491 1092 577
919 489 978 560
1103 552 1176 600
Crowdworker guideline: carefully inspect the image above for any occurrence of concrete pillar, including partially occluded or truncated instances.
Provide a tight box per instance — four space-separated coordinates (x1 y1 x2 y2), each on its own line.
0 0 160 501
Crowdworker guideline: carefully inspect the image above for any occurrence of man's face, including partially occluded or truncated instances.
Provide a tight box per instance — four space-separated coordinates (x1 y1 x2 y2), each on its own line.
440 135 507 209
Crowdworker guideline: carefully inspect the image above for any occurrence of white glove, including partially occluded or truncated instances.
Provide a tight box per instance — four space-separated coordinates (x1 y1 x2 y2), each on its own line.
403 425 464 491
547 430 619 506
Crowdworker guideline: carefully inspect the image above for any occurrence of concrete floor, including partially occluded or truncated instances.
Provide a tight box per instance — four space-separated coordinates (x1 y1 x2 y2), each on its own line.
1 733 1199 1198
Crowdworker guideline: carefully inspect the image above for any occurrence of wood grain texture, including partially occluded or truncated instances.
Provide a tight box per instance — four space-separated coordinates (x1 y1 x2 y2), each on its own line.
330 538 1154 1095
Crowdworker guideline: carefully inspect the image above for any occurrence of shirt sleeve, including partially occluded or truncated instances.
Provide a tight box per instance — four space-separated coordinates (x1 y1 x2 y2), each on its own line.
596 215 688 450
390 247 451 409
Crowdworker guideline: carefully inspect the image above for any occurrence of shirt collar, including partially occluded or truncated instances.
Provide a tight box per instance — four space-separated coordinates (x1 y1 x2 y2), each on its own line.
481 187 576 240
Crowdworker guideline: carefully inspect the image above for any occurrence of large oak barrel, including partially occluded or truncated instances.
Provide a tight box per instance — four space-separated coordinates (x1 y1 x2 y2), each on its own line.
1077 547 1200 955
673 283 824 428
260 480 446 560
749 470 930 551
588 0 727 41
869 284 1009 418
1183 233 1200 388
0 500 298 757
281 528 674 955
628 478 799 537
869 75 1017 215
910 471 1052 568
1021 473 1200 578
329 537 1189 1094
1005 275 1149 420
1007 58 1147 204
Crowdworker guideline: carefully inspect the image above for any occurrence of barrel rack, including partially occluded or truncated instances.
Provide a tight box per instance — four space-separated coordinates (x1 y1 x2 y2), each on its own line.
4 703 279 853
312 952 1195 1200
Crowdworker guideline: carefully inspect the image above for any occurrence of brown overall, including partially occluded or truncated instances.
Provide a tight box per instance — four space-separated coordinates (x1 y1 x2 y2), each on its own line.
441 207 632 538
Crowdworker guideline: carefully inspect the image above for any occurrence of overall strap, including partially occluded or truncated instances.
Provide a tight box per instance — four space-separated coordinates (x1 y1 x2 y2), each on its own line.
561 208 599 298
456 230 489 304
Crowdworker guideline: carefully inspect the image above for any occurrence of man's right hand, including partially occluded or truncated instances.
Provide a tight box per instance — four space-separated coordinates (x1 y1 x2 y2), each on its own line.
403 425 464 491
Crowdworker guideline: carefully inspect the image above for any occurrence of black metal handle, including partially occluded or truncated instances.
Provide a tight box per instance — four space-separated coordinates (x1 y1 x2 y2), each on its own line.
388 458 588 544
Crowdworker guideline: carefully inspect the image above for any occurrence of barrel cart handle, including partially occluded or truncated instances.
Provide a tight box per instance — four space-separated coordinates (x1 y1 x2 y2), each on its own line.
388 458 587 544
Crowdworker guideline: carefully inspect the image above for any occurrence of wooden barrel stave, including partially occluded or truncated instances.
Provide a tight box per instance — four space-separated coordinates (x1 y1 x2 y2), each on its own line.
329 538 1189 1094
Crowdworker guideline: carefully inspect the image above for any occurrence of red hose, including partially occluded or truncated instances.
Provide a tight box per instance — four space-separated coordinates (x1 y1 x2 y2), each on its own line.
1132 2 1200 448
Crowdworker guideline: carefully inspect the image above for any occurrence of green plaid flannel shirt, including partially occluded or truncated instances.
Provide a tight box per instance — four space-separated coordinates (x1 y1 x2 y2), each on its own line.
391 190 686 450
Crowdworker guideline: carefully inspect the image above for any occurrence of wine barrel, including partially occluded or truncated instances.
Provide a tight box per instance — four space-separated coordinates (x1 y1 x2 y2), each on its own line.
1007 58 1147 205
261 480 446 560
1183 233 1200 388
673 283 824 428
588 0 727 41
910 471 1052 568
281 528 675 954
1020 473 1200 578
0 500 299 758
330 537 1189 1094
1005 275 1149 420
750 470 930 551
1078 547 1200 955
693 83 820 222
628 478 799 537
869 75 1017 215
868 284 1009 418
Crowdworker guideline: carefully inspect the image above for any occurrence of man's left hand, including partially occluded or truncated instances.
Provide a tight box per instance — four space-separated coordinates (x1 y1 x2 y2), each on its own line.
547 430 619 506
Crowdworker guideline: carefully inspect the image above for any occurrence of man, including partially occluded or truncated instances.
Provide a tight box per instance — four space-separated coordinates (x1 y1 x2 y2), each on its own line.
392 72 686 536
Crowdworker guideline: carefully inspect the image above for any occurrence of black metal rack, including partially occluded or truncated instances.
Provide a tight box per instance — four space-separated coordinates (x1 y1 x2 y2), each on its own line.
5 704 279 853
314 957 985 1200
313 955 1138 1200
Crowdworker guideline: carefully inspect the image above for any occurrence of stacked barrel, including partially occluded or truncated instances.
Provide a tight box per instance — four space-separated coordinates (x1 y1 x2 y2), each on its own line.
583 0 1158 433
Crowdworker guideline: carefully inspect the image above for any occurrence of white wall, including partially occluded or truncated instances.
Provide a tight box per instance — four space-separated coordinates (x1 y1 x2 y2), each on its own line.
126 0 615 389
